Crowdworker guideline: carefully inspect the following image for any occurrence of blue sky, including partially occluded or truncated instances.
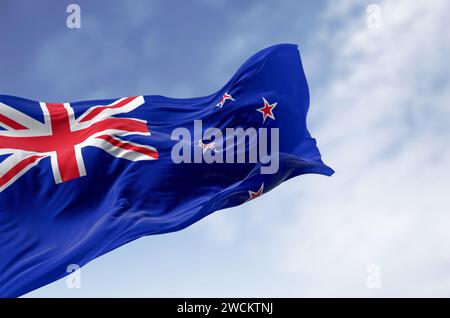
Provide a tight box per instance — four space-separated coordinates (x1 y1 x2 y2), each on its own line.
1 0 450 297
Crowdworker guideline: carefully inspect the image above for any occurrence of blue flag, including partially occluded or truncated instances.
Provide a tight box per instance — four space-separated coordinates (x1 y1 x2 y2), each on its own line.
0 44 333 297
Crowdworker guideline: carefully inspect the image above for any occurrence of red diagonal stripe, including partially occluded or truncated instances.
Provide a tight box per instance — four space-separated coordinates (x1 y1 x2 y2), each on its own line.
0 155 42 188
97 135 158 159
80 96 138 122
0 114 28 130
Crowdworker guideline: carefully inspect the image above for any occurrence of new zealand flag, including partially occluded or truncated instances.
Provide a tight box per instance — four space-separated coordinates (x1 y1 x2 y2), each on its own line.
0 44 333 297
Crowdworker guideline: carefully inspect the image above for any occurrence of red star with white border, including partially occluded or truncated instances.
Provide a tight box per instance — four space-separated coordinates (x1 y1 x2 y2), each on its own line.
216 92 235 108
256 97 277 123
246 183 264 202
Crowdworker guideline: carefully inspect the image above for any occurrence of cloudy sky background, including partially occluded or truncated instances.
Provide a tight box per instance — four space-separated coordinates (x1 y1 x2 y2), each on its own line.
1 0 449 297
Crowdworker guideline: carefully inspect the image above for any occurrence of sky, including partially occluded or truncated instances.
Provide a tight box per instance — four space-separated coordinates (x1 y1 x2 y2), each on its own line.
1 0 449 297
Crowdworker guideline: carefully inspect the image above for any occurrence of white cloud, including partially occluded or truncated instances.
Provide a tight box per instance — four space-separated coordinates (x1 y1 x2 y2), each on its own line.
269 0 450 296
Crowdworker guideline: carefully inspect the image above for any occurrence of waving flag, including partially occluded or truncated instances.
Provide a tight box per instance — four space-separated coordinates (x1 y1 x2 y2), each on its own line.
0 44 333 297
